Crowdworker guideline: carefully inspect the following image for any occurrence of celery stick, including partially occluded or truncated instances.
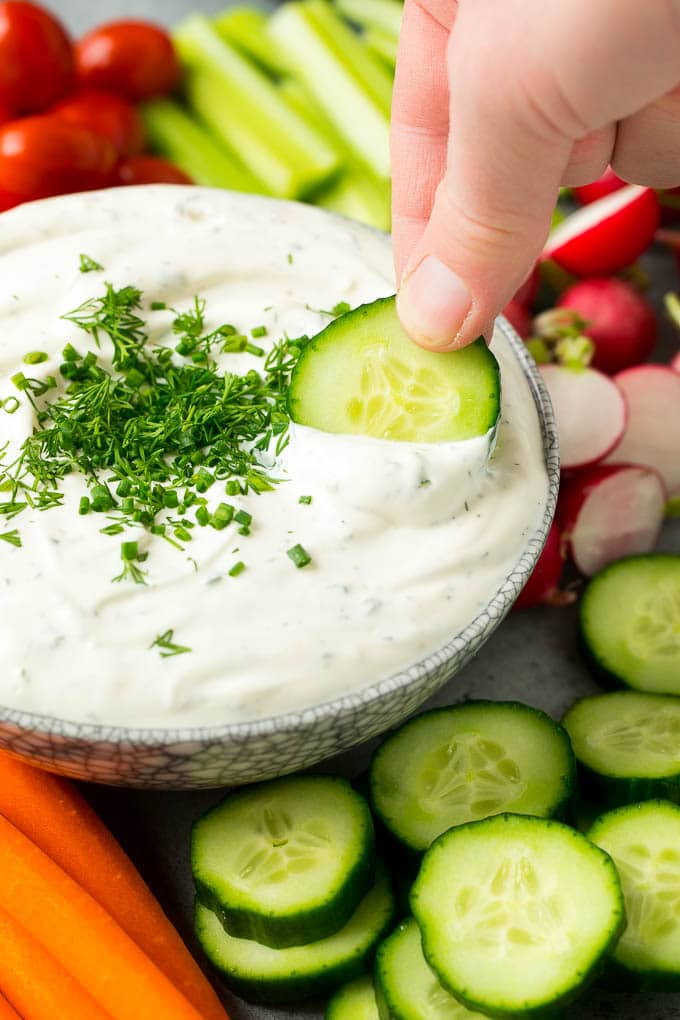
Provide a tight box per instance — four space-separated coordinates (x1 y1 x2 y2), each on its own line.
364 28 398 69
335 0 403 38
278 79 390 231
269 1 392 178
141 98 267 193
316 165 391 232
174 14 341 199
214 7 291 78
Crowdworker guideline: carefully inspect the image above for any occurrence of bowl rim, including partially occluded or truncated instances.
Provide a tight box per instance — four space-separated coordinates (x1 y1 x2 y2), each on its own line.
0 317 559 747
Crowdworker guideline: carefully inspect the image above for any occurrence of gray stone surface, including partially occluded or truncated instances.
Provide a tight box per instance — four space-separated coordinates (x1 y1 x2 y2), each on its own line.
54 0 680 1014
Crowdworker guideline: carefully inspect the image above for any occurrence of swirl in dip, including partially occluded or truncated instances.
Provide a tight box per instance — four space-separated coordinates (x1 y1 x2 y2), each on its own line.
0 187 549 727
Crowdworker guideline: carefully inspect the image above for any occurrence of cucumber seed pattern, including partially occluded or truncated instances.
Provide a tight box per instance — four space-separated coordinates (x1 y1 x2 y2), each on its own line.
450 851 569 956
612 842 680 955
345 343 460 441
589 708 680 761
629 583 680 660
426 979 487 1019
236 804 332 884
420 735 527 823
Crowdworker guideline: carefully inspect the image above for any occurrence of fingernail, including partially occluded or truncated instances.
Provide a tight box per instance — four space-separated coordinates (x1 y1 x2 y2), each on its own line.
397 256 472 349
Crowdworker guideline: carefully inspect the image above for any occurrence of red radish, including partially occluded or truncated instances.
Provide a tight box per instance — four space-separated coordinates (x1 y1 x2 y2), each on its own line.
514 520 570 609
543 186 660 277
671 351 680 374
559 464 666 577
514 264 540 309
605 365 680 497
540 363 627 470
572 167 626 206
0 188 20 211
556 278 656 375
502 299 531 338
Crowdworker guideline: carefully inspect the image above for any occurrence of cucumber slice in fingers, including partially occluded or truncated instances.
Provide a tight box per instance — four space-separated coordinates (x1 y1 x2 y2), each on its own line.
563 691 680 807
325 974 380 1020
411 814 625 1017
370 701 576 853
195 861 395 1003
376 918 488 1019
288 297 500 443
589 800 680 988
192 775 375 948
580 554 680 694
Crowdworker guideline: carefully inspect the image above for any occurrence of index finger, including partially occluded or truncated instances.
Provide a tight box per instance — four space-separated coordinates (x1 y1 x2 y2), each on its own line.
390 0 457 281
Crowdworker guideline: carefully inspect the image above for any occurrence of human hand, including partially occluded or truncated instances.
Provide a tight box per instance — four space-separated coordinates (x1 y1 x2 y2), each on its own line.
392 0 680 350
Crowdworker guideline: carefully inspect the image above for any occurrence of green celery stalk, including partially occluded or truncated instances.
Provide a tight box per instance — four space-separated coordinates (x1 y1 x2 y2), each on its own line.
279 78 390 230
269 1 392 178
335 0 403 38
174 14 341 199
364 28 398 69
141 98 267 193
213 7 291 78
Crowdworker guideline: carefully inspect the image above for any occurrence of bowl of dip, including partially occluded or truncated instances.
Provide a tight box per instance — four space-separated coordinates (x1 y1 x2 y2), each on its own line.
0 186 559 789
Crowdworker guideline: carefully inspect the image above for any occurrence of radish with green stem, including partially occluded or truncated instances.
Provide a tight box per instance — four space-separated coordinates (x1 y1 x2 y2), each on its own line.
556 278 656 375
559 464 666 577
605 365 680 498
543 186 660 277
539 364 627 470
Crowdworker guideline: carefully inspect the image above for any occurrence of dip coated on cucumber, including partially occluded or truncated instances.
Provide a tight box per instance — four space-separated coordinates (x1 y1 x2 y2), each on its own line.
563 691 680 807
580 554 680 694
589 801 680 988
194 861 395 1003
410 814 625 1017
288 296 500 442
191 775 375 948
369 701 575 853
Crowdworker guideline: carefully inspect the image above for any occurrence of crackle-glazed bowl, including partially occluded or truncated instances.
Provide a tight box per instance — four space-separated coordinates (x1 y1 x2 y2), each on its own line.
0 200 559 790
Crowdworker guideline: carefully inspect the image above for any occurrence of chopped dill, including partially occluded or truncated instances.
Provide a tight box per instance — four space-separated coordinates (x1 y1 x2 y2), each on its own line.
151 629 192 657
79 253 104 273
0 530 21 547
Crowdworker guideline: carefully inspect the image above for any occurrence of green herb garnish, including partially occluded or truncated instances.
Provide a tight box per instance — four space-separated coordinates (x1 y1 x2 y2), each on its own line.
299 495 312 505
228 560 246 577
23 351 48 365
151 629 192 657
79 254 104 273
0 529 21 547
287 543 312 568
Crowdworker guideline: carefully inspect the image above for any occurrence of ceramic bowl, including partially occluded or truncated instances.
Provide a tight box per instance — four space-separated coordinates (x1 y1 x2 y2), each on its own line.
0 305 559 788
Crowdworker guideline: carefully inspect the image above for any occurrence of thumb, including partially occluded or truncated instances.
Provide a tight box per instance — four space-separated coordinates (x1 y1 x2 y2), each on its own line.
396 0 680 351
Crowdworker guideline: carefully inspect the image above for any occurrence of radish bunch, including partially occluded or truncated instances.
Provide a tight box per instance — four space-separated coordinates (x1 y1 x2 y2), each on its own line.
509 178 680 609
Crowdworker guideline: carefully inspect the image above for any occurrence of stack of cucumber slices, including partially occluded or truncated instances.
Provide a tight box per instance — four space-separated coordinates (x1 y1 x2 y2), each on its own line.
191 562 680 1014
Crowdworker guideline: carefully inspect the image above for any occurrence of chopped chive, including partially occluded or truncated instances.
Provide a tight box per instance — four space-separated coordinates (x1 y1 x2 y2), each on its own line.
163 489 179 508
196 505 210 526
225 480 240 496
287 253 294 265
299 494 312 505
173 526 193 543
287 543 312 568
228 560 246 577
121 540 139 560
79 253 104 273
245 342 265 357
234 509 252 527
78 497 91 515
251 325 267 338
150 628 191 657
23 351 48 365
150 300 167 310
11 372 26 390
237 525 251 536
0 529 21 547
1 396 20 414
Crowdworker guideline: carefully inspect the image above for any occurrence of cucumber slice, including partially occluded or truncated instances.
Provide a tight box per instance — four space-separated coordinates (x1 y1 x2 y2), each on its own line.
370 702 575 853
288 297 500 443
326 974 380 1019
195 861 395 1003
563 691 680 807
589 800 680 987
376 918 487 1019
580 554 680 694
411 814 625 1017
192 775 375 948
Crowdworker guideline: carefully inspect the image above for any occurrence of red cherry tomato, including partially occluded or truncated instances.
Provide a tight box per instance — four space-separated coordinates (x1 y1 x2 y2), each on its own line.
51 91 145 158
115 155 192 186
0 2 73 115
0 115 117 199
76 21 179 102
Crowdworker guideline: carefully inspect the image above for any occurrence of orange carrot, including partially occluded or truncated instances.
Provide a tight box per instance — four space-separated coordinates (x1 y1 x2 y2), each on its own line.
0 753 227 1020
0 991 21 1020
0 905 114 1020
0 813 210 1020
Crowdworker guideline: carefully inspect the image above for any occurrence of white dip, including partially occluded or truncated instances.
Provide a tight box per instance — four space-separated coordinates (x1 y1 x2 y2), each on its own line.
0 186 548 728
